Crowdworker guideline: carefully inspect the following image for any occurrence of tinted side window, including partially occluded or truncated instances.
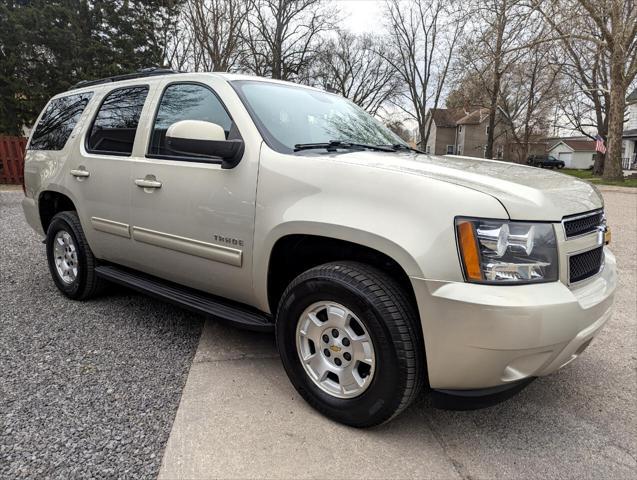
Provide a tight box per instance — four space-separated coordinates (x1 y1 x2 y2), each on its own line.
149 83 233 157
87 86 149 155
30 93 93 151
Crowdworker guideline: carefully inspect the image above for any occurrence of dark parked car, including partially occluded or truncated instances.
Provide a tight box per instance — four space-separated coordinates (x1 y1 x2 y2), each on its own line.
527 154 565 169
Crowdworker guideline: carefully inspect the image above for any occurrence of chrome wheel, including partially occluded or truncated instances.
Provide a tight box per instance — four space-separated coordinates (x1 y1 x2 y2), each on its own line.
53 230 78 284
296 301 376 399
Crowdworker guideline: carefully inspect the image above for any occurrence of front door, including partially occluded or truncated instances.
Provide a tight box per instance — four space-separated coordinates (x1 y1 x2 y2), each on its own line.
128 80 259 306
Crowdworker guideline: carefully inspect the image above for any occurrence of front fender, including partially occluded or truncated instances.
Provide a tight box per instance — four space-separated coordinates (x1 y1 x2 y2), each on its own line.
251 146 509 313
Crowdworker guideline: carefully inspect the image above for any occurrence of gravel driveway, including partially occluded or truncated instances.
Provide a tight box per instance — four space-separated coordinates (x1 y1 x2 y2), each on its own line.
0 191 203 479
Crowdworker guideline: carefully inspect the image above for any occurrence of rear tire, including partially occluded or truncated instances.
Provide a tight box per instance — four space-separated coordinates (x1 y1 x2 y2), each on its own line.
46 211 105 300
276 261 425 427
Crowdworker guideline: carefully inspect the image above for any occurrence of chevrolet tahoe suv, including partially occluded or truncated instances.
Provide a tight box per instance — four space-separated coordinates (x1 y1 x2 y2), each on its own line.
22 69 616 427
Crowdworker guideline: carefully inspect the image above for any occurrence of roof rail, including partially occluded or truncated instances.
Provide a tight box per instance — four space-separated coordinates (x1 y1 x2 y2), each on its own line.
68 67 183 91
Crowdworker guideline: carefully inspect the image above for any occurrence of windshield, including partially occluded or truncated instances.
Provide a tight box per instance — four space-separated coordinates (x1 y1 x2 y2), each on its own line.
232 80 405 153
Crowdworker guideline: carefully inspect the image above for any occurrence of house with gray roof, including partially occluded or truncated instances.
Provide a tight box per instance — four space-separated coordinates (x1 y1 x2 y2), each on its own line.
419 106 542 161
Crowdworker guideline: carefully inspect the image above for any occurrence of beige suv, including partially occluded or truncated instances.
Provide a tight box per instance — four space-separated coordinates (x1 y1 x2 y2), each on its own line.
22 69 617 427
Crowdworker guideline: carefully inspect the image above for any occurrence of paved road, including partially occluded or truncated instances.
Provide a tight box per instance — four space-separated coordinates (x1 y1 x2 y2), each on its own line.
1 187 636 479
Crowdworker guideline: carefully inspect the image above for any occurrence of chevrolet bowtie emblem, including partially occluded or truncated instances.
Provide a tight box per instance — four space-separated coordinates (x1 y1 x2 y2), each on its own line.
329 345 342 353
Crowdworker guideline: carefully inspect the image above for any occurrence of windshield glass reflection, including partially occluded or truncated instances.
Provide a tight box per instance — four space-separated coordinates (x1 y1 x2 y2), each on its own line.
233 80 405 153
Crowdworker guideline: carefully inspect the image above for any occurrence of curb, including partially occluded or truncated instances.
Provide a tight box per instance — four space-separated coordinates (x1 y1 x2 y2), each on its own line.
596 185 637 194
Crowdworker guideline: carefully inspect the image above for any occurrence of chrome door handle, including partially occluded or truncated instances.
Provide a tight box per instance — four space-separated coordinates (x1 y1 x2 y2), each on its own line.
70 168 90 178
134 178 162 189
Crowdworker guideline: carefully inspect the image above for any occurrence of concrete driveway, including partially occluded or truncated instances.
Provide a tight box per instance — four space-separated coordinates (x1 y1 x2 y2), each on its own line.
159 187 637 480
1 186 635 479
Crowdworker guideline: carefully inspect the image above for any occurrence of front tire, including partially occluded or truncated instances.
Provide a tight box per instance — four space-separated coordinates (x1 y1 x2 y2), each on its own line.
276 262 425 427
46 211 105 300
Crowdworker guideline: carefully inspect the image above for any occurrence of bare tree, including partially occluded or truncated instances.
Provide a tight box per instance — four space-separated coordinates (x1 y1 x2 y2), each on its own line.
241 0 336 81
498 41 562 162
383 0 464 147
534 0 637 180
447 36 561 162
187 0 247 72
552 23 610 174
445 75 491 109
163 4 196 71
164 0 247 72
312 30 400 115
578 0 637 180
457 0 541 159
385 118 414 143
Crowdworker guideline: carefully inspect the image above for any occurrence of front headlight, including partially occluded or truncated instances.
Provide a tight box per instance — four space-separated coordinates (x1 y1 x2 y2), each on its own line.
455 218 558 284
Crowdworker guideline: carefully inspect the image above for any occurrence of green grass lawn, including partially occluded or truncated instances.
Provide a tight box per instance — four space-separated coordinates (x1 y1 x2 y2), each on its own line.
560 169 637 188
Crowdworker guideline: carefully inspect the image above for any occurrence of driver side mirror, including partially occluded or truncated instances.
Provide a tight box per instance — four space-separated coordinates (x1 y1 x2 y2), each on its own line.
165 120 244 169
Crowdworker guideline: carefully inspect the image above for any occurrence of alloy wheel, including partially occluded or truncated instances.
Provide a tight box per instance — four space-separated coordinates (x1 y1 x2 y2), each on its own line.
295 301 376 399
53 230 78 284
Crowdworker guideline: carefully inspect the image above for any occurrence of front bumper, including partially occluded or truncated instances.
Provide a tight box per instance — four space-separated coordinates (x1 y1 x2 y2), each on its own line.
410 247 616 390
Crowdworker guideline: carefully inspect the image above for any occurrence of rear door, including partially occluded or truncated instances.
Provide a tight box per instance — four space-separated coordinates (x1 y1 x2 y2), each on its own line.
73 84 155 265
128 78 260 305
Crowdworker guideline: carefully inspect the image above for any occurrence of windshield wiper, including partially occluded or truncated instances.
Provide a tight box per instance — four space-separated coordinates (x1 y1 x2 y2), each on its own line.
381 144 424 154
294 140 395 153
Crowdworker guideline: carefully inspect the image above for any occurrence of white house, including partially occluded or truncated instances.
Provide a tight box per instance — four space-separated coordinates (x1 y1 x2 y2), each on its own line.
547 139 597 169
623 89 637 169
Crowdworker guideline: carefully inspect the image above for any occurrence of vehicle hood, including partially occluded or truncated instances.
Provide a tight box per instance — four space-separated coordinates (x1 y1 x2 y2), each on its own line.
332 152 603 221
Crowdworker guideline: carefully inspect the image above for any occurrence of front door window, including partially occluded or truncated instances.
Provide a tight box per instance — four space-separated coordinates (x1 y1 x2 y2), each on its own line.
148 83 236 160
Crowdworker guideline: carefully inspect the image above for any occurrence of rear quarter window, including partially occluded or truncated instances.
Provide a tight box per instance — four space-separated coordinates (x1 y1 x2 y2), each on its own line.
29 92 93 151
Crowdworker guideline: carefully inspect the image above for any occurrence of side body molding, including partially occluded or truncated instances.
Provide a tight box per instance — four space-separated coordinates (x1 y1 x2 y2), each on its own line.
131 226 243 267
91 217 131 238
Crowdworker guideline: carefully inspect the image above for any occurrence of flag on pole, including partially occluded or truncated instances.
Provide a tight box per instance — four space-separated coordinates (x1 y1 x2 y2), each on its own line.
595 134 607 154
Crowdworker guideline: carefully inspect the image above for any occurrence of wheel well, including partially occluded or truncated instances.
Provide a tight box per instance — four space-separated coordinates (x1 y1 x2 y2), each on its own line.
38 191 76 233
267 234 419 316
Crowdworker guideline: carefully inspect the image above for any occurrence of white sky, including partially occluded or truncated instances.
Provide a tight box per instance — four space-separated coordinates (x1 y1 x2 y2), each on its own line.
335 0 385 33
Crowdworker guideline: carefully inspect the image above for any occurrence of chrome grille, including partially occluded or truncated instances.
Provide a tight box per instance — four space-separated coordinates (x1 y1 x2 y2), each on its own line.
569 247 604 283
563 210 604 238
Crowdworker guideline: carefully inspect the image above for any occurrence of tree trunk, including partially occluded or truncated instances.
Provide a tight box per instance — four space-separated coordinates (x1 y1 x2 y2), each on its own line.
485 6 505 160
419 120 428 153
593 151 605 175
485 75 500 159
271 15 284 80
592 106 606 175
603 49 626 181
271 37 282 79
421 105 434 150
